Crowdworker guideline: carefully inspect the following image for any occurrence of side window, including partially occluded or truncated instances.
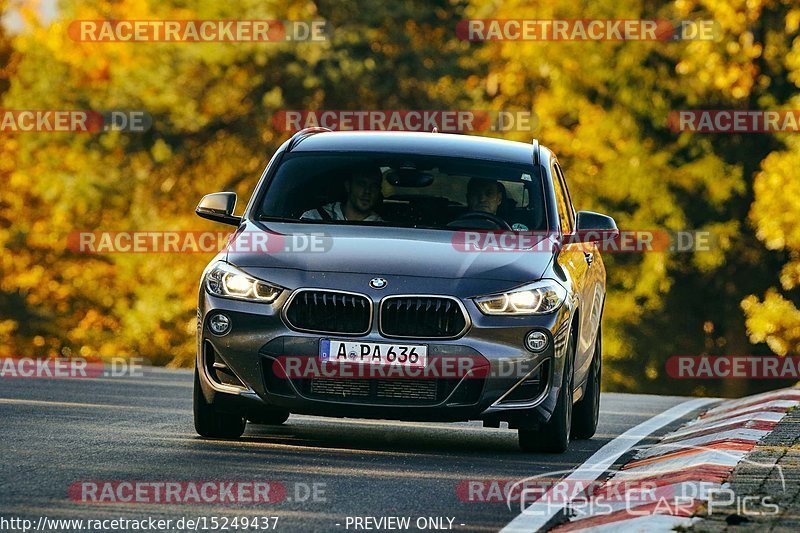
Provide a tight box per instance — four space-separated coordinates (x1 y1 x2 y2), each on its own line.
552 162 574 234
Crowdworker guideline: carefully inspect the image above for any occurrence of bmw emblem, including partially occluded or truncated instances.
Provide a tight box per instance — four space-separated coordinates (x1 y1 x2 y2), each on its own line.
369 277 388 289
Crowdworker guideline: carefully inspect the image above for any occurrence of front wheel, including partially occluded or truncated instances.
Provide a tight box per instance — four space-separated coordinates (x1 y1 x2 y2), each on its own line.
193 369 246 439
572 326 601 440
519 333 574 453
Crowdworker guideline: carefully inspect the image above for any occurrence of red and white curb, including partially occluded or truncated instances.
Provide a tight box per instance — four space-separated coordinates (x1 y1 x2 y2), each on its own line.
501 398 717 532
551 387 800 532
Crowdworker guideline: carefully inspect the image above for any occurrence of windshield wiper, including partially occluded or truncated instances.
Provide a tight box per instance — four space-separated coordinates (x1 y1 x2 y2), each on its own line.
256 214 303 223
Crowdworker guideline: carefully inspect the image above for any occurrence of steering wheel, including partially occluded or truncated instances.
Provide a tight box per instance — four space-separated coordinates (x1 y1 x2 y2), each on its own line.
448 211 512 230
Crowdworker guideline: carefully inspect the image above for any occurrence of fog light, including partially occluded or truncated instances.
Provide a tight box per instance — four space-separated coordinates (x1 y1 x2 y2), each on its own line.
209 313 231 336
525 331 548 352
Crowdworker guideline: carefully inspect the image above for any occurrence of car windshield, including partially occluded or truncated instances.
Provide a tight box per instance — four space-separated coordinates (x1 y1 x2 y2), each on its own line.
256 152 548 231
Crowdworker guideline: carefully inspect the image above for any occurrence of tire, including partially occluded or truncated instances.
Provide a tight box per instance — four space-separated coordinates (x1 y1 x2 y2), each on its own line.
572 326 601 440
518 332 575 453
193 368 246 439
248 410 290 425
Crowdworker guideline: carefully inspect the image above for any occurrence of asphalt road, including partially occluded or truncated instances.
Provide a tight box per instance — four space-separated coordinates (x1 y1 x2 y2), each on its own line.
0 368 704 533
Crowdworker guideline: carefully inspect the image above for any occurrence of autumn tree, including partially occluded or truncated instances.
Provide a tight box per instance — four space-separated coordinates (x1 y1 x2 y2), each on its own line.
1 0 473 365
465 0 794 395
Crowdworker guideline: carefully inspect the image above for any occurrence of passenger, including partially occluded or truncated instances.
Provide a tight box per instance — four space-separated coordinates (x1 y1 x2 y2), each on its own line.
301 167 384 221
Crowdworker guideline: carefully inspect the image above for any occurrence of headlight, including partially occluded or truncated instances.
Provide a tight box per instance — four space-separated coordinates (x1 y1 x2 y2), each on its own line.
474 280 567 315
205 262 283 303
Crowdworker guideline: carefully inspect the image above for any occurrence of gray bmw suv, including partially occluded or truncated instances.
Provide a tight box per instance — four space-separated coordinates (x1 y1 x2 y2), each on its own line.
193 129 617 453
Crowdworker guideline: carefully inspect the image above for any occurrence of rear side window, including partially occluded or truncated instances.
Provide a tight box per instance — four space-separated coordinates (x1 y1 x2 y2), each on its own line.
551 162 575 234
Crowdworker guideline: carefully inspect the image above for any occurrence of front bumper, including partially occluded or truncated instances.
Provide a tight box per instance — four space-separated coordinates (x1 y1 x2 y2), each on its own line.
196 285 573 429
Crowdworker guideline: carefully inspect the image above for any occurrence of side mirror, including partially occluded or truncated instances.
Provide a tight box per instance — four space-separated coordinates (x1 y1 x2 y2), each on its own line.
575 211 619 243
196 192 241 226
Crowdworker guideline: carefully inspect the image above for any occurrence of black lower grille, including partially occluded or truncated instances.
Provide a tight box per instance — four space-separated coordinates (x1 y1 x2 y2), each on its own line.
305 378 441 404
376 380 437 401
285 290 371 334
380 296 467 338
310 378 370 398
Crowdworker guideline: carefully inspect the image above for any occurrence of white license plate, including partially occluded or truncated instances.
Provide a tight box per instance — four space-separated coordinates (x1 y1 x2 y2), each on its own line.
319 339 428 367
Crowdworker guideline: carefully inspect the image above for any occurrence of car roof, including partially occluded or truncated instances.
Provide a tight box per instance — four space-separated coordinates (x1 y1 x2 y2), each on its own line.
287 130 548 166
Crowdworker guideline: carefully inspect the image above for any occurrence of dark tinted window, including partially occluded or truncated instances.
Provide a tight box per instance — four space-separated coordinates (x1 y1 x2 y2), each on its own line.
552 162 575 234
257 152 548 231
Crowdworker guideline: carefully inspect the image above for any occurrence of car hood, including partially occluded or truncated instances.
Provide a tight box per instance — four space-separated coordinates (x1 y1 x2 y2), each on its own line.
226 221 554 285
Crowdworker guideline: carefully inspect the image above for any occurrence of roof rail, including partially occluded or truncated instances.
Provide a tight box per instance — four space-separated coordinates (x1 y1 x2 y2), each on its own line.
286 127 332 152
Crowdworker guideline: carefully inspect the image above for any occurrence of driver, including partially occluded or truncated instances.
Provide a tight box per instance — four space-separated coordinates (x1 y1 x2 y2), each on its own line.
466 178 504 214
301 167 384 221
